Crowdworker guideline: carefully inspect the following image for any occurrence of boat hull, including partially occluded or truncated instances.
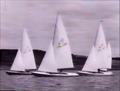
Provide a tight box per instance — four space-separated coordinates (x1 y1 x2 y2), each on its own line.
32 71 79 77
6 70 32 75
77 71 113 76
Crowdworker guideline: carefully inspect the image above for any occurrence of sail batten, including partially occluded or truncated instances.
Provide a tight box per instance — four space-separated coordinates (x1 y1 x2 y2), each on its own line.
53 15 74 69
21 29 36 70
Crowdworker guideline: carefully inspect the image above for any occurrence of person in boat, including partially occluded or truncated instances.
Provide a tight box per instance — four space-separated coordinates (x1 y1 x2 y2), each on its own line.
98 69 102 73
58 69 63 73
25 69 36 72
98 68 109 73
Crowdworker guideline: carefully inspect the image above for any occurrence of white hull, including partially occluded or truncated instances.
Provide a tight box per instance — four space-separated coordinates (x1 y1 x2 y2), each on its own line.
77 71 113 76
32 71 79 77
6 70 32 75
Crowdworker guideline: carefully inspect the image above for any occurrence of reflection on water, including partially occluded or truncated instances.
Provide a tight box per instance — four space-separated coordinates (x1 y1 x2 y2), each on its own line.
0 69 120 91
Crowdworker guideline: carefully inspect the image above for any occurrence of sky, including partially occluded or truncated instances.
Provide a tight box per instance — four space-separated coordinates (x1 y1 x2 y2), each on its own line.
0 0 119 57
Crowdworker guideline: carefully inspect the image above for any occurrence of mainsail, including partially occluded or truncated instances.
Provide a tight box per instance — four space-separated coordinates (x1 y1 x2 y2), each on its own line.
82 46 98 72
11 50 25 71
106 42 112 69
38 41 58 73
53 15 74 69
21 29 36 70
95 23 107 49
95 23 108 69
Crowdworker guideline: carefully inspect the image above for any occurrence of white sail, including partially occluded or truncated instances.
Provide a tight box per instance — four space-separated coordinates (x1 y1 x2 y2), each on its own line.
38 41 58 73
53 15 74 69
11 50 25 71
95 23 107 49
82 46 98 72
106 42 112 69
21 29 36 70
95 23 108 69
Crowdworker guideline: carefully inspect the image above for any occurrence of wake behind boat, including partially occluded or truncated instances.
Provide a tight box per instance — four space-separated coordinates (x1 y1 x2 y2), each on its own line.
32 71 78 77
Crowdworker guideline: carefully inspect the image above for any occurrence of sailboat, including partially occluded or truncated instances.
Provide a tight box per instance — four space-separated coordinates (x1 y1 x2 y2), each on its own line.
53 15 74 70
94 23 113 72
77 46 113 76
77 23 113 76
6 29 37 75
94 23 108 71
21 29 37 71
32 41 78 77
6 50 31 75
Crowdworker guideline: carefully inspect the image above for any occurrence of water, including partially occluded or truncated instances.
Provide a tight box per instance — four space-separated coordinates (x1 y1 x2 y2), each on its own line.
0 66 120 91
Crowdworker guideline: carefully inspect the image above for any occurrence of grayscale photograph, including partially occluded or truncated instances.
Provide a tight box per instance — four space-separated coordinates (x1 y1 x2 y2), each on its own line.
0 0 119 91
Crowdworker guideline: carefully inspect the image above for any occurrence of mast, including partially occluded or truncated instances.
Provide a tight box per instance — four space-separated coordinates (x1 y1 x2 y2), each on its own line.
52 12 60 44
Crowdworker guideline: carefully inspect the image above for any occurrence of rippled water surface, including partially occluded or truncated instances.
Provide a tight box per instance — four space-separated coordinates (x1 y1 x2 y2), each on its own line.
0 67 120 91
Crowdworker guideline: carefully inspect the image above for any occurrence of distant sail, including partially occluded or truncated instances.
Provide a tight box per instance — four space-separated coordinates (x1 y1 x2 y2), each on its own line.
11 50 25 71
82 46 98 72
21 29 36 70
38 41 58 73
95 23 107 49
95 23 108 69
106 42 112 69
53 15 74 69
